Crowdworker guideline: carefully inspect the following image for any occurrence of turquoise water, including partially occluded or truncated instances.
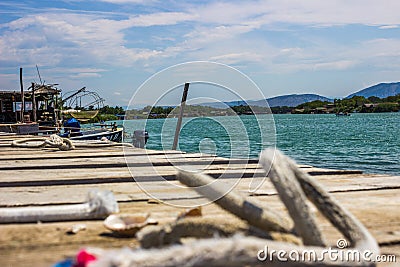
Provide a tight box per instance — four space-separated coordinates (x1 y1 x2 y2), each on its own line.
120 113 399 175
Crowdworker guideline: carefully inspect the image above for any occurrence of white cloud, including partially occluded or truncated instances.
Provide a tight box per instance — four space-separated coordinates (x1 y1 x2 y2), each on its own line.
143 0 400 73
188 0 400 27
1 0 400 99
313 60 357 71
363 38 400 56
128 12 196 27
185 24 258 44
62 68 107 73
0 12 170 70
379 25 398 29
186 1 264 25
2 1 399 71
70 72 102 78
97 0 156 3
209 52 263 64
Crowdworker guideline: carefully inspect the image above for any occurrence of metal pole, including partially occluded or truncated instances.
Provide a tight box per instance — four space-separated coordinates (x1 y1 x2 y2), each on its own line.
172 83 189 150
19 68 24 122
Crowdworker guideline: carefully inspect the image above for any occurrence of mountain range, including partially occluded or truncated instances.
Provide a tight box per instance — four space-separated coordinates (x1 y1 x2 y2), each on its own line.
199 82 400 108
347 82 400 98
263 94 333 107
199 94 333 108
124 81 400 110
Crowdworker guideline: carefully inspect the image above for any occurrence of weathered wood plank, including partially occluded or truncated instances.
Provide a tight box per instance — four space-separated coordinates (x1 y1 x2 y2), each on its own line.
0 190 398 267
0 147 179 156
0 150 183 159
1 175 399 207
0 163 367 189
0 168 268 187
0 154 260 169
0 144 398 266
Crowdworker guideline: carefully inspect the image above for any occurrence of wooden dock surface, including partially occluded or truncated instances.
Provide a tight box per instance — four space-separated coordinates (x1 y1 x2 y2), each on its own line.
0 134 399 266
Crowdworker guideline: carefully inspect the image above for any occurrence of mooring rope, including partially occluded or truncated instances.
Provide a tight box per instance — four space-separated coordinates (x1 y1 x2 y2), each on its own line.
11 134 133 151
11 135 73 150
0 189 119 223
93 148 379 267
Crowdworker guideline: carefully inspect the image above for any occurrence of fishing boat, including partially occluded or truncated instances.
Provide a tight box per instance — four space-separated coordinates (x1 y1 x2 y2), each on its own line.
57 85 124 142
61 128 124 142
59 118 123 142
335 112 351 116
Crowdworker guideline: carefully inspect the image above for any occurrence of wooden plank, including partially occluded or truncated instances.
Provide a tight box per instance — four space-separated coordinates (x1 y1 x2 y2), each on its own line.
0 162 263 181
0 143 398 267
0 163 366 189
1 175 399 207
0 168 268 187
0 155 360 179
0 147 180 156
0 190 398 267
0 153 259 169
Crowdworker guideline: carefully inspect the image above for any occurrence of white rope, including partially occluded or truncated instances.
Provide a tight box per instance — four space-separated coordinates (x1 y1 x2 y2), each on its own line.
45 134 75 151
10 134 133 151
11 137 47 148
11 135 74 150
92 148 379 267
0 189 119 223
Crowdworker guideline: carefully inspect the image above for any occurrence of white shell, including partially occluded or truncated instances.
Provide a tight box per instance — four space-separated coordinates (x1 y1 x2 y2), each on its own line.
103 214 157 236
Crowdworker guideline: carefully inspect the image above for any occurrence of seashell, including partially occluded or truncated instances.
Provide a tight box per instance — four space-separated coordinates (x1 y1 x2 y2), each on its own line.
177 206 202 220
66 223 87 235
103 214 158 237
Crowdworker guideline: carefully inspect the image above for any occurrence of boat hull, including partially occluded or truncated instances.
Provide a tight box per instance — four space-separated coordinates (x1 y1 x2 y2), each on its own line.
63 129 123 142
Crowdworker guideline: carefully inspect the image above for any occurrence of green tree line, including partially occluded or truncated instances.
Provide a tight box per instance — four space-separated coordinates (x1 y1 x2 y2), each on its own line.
295 95 400 114
86 94 400 123
88 105 125 123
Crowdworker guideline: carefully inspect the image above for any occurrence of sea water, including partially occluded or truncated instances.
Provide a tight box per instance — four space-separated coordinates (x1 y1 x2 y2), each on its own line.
120 112 399 175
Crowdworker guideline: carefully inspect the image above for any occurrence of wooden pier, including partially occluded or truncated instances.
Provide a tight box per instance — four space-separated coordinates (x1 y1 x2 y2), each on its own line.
0 134 399 266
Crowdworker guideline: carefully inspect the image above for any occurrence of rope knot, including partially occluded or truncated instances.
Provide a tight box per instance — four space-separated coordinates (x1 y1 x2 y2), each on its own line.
45 134 75 151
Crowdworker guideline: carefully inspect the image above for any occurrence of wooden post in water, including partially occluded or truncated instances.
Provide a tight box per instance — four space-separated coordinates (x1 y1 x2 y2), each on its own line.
19 68 24 122
172 82 190 150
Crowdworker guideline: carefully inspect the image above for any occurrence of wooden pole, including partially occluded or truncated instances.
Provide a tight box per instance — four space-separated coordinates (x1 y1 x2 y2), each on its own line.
172 82 189 150
13 93 17 123
55 94 59 130
19 68 24 122
32 83 37 122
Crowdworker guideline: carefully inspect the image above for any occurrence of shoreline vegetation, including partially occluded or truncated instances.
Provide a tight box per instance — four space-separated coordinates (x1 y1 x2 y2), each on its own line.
89 94 400 122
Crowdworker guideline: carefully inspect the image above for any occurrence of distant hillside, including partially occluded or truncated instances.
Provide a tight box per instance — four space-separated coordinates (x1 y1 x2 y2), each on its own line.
347 82 400 98
263 94 333 107
199 94 333 108
198 100 246 109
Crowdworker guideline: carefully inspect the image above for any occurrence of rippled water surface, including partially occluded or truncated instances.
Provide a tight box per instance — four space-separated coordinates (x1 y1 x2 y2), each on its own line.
120 113 399 175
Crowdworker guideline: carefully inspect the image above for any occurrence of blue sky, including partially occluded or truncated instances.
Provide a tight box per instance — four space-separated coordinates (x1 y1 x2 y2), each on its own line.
1 0 400 106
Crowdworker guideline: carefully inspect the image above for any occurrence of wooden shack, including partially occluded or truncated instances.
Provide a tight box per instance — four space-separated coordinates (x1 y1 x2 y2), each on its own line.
0 84 61 133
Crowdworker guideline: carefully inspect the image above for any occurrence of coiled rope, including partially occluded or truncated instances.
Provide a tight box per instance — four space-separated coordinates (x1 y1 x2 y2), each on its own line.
94 149 380 267
11 134 133 151
11 134 75 151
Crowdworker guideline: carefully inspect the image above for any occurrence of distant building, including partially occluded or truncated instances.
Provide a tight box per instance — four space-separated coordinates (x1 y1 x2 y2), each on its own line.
0 84 61 125
363 103 379 108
